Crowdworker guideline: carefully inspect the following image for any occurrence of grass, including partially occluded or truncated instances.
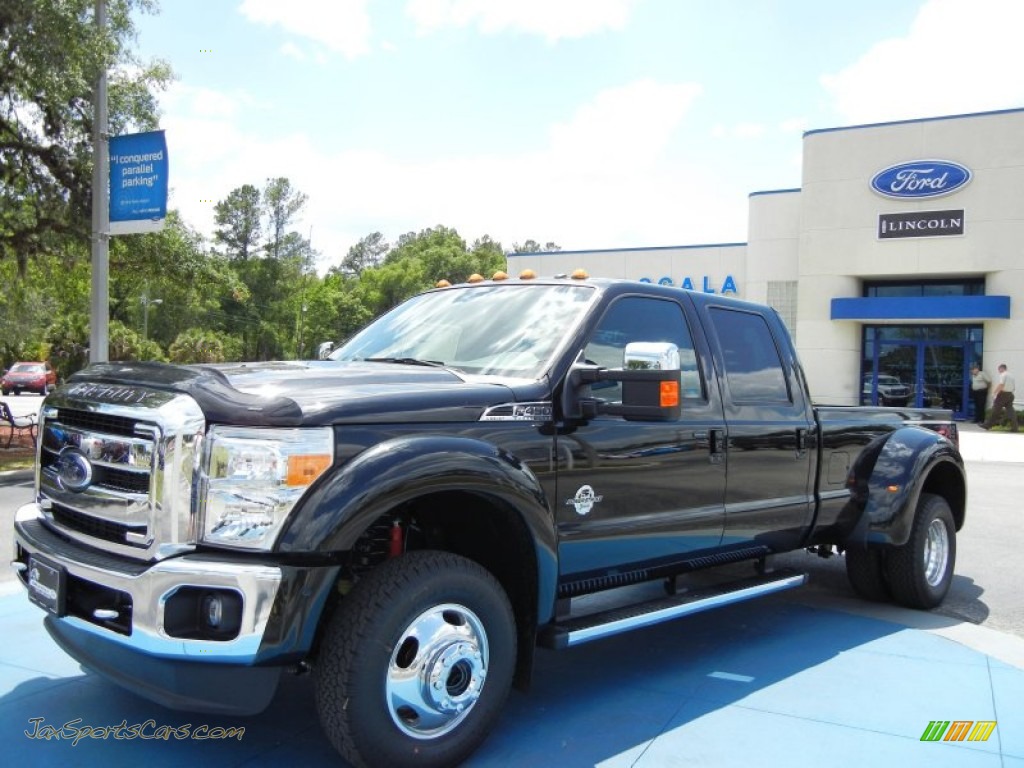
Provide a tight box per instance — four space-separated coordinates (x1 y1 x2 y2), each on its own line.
0 436 36 473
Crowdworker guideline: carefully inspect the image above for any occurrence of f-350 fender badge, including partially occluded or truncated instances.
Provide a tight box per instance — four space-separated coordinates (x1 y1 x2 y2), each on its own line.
566 485 603 516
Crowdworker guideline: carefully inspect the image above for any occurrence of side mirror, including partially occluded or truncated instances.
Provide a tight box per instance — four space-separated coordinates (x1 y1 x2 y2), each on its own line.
562 342 682 422
317 341 335 360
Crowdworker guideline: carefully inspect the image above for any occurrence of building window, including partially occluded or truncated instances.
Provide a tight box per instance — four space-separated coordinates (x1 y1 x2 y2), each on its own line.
767 281 798 338
863 278 985 298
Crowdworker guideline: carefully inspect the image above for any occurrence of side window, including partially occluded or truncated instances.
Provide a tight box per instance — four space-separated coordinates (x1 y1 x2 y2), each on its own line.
709 307 790 403
583 297 703 403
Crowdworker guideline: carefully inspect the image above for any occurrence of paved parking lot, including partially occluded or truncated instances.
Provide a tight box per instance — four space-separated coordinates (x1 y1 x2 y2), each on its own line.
2 576 1022 766
3 423 1023 766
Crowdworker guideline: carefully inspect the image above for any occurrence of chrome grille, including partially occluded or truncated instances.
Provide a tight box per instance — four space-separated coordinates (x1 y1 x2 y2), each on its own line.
51 502 147 545
37 384 206 562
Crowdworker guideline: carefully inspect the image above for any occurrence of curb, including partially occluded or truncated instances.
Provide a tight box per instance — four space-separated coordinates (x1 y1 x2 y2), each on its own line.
0 468 33 486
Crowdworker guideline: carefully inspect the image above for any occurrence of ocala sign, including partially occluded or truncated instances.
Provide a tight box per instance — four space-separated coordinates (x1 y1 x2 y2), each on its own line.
871 159 971 199
639 275 738 294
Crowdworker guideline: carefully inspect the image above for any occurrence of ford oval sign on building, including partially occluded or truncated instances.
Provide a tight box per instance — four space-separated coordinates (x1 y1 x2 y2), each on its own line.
870 159 971 199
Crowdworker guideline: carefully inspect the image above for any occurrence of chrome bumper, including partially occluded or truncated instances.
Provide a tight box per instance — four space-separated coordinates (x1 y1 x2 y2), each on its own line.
13 501 282 664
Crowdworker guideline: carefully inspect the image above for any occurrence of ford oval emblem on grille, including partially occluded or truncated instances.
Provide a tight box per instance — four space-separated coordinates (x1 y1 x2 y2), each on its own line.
56 450 94 493
870 159 971 199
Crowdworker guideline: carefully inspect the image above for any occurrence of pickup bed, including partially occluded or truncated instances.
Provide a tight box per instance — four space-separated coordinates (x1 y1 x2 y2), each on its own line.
13 275 965 767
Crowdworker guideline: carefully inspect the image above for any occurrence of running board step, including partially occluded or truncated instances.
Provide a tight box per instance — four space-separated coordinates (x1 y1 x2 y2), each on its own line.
537 569 807 650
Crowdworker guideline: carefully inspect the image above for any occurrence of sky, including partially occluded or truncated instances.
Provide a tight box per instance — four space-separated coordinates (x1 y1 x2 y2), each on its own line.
132 0 1024 271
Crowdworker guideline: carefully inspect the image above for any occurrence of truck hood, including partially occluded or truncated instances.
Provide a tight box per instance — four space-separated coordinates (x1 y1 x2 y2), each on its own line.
65 360 529 426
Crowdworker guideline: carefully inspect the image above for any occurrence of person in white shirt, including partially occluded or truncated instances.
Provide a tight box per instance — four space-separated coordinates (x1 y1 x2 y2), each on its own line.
981 364 1018 432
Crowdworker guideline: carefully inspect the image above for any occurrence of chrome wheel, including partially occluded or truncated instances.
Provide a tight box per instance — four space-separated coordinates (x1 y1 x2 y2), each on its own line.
316 551 515 768
923 517 950 588
885 493 957 610
386 603 489 739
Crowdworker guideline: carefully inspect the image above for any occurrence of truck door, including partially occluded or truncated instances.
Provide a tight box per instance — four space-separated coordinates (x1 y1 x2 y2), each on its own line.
555 294 727 579
703 305 815 552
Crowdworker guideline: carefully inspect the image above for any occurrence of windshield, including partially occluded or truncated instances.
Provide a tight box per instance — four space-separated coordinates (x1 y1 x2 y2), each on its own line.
12 364 43 373
330 283 597 378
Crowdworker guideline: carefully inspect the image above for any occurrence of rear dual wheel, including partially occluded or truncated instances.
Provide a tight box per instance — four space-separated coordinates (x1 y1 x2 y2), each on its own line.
885 493 956 610
845 493 956 610
845 546 890 602
315 551 515 768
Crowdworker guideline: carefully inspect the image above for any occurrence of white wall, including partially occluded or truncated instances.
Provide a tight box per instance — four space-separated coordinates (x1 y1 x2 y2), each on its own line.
796 109 1024 404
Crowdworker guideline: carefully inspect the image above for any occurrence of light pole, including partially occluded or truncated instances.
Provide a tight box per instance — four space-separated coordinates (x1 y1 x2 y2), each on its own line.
141 293 162 342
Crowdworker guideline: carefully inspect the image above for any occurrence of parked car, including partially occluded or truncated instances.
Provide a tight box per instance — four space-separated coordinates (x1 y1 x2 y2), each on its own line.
1 361 57 396
862 373 911 406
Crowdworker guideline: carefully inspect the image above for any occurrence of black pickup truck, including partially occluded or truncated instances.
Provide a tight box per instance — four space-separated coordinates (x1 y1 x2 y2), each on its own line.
13 275 965 767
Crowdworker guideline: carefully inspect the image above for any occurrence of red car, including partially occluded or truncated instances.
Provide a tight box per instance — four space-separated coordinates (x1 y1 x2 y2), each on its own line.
1 361 57 396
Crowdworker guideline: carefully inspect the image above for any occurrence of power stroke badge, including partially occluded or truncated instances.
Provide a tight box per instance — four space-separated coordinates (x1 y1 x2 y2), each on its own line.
565 485 603 516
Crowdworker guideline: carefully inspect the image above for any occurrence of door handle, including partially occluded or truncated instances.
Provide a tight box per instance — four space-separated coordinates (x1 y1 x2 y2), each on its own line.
795 427 808 458
709 428 725 464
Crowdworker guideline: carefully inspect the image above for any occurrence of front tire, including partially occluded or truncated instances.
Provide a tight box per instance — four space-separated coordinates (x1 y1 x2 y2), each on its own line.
884 493 956 609
315 551 516 768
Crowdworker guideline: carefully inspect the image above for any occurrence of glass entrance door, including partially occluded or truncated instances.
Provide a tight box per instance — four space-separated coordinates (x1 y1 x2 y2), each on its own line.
861 325 983 420
923 343 966 414
863 343 915 406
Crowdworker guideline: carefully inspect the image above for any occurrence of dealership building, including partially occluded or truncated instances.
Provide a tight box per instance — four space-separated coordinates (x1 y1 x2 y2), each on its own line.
508 107 1023 420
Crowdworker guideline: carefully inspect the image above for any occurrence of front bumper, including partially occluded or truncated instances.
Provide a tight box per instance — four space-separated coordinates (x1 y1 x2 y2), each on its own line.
4 381 44 393
13 501 290 713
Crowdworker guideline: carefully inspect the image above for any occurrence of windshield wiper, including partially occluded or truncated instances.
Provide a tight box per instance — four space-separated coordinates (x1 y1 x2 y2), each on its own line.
364 357 447 368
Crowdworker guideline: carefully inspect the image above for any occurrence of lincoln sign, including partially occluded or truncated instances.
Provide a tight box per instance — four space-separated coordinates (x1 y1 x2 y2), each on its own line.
878 209 964 239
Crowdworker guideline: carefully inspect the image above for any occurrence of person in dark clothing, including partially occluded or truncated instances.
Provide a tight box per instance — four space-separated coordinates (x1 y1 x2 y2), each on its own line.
970 362 990 424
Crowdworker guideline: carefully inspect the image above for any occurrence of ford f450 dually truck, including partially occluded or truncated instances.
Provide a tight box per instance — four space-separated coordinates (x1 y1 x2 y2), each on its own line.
13 275 965 767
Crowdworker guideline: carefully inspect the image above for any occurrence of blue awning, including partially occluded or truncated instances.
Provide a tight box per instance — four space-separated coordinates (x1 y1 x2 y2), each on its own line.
831 295 1010 321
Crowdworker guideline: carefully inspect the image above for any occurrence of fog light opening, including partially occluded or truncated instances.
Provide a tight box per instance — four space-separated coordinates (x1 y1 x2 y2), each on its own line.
203 593 223 629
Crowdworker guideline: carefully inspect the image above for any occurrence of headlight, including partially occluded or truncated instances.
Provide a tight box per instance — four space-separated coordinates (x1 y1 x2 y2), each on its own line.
199 426 333 550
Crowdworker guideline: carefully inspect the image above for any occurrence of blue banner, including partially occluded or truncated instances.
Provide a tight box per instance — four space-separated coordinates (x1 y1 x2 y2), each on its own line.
109 130 168 235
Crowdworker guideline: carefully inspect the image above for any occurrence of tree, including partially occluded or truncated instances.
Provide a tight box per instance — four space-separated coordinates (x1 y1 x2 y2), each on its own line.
470 235 507 276
213 184 262 260
348 227 513 316
0 0 172 275
45 313 90 381
511 240 561 253
340 231 388 277
263 177 308 260
169 328 227 363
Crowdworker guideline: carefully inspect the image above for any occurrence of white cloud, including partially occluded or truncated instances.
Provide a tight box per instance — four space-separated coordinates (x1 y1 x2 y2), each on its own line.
777 117 807 134
732 122 765 139
406 0 639 42
709 122 768 140
548 80 702 169
822 0 1024 124
160 78 746 268
279 41 308 62
238 0 372 59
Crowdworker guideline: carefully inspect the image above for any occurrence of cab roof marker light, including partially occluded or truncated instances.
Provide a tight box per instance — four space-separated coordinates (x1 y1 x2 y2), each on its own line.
492 271 509 281
571 269 589 280
435 279 452 288
467 273 484 283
